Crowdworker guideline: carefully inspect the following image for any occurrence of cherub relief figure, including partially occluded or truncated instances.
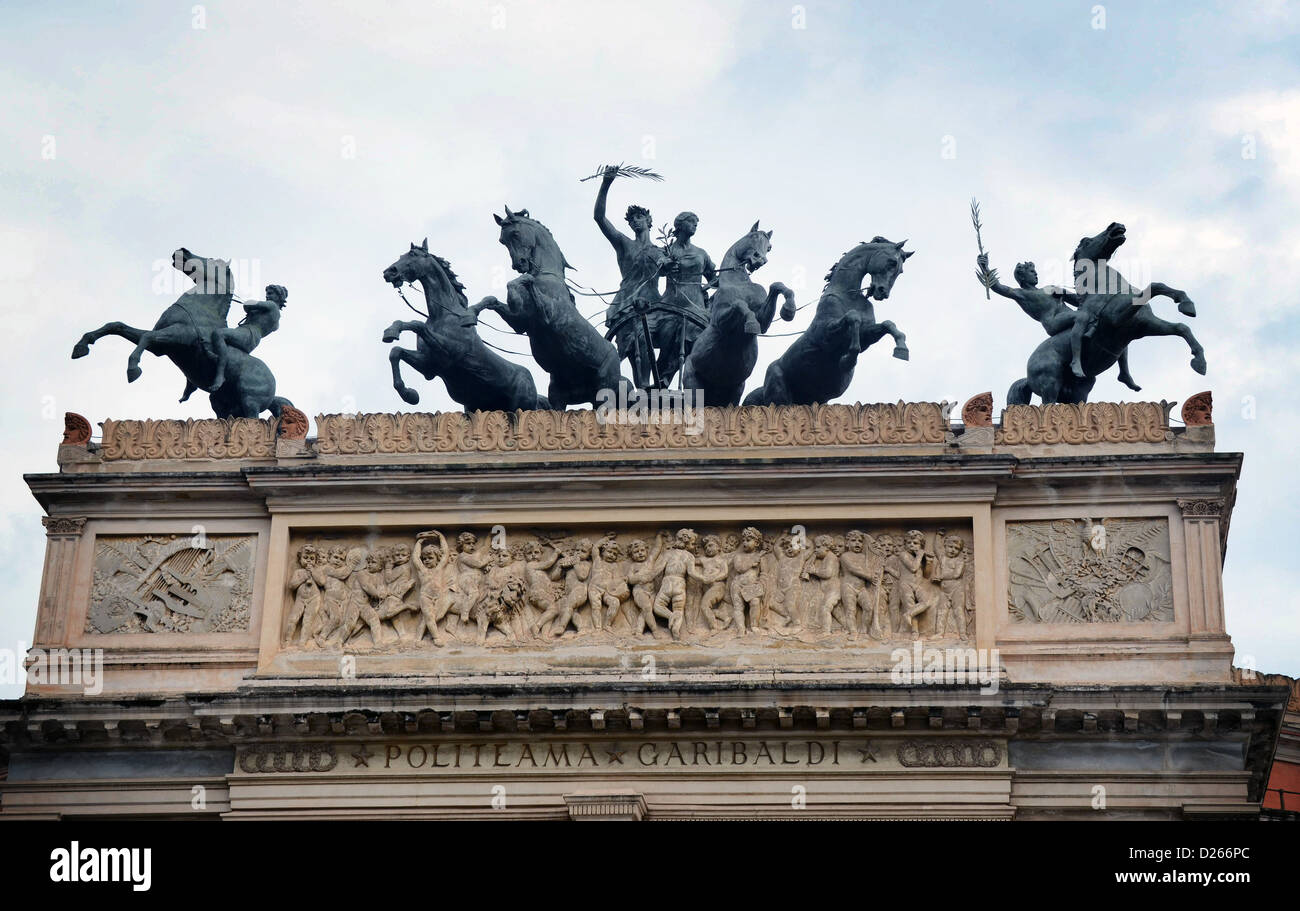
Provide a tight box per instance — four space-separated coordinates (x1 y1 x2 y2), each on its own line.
689 534 730 632
285 544 322 646
534 538 592 638
285 524 976 649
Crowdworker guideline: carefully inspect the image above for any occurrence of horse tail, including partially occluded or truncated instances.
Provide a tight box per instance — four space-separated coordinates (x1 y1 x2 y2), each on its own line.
1007 377 1033 406
270 396 293 418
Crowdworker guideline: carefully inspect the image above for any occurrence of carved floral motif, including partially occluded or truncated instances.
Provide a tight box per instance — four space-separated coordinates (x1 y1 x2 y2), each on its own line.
100 418 277 460
1007 518 1173 623
42 516 87 537
995 402 1173 445
313 402 951 455
283 523 974 651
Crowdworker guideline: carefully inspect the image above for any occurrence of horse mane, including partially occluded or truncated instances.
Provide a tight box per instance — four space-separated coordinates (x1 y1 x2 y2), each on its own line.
822 238 895 289
504 213 576 271
429 252 468 303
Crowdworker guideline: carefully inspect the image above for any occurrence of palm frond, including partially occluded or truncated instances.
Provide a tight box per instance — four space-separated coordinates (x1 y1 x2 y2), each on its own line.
579 162 665 183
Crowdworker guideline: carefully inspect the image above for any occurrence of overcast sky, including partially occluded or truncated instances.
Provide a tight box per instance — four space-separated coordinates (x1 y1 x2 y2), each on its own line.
1 1 1296 695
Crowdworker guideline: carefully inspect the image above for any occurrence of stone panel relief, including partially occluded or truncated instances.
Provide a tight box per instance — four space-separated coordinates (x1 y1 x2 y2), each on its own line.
1007 519 1173 623
282 523 975 650
87 533 256 633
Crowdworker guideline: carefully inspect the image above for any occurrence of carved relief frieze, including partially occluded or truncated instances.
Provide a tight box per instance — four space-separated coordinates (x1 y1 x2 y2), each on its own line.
1007 518 1173 623
995 402 1172 445
100 417 277 460
312 402 950 456
86 533 256 634
282 523 975 651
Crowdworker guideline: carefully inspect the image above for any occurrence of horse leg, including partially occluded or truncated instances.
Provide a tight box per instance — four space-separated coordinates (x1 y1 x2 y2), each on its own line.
126 323 189 383
1130 309 1207 374
382 320 421 344
1141 282 1196 317
72 322 143 359
389 347 423 405
875 319 908 361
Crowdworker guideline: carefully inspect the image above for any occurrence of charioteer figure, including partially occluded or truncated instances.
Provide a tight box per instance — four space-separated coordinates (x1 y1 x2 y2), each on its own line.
657 211 717 386
200 284 288 395
977 254 1140 391
594 165 665 390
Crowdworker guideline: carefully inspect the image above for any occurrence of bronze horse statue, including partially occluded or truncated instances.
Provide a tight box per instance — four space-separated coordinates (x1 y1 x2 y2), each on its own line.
382 239 546 411
71 248 292 419
467 207 626 409
743 238 912 406
1007 222 1206 404
681 221 795 407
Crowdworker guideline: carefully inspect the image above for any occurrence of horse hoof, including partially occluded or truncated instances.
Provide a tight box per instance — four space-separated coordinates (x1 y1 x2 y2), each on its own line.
71 342 90 359
892 346 910 361
1178 299 1197 317
1191 354 1207 375
399 386 420 405
381 331 399 343
126 366 141 383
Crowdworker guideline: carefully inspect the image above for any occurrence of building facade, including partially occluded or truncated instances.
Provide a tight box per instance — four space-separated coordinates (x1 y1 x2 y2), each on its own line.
0 399 1289 819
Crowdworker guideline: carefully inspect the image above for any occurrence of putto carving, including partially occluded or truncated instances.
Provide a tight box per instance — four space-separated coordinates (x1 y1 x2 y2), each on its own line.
995 402 1172 445
1181 391 1213 426
87 533 255 634
961 393 993 428
100 417 277 460
313 402 950 456
282 523 974 651
1007 519 1173 623
42 516 87 537
62 412 93 446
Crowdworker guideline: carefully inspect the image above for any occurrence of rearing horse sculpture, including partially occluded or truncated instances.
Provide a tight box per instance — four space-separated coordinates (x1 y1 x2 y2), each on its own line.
1008 222 1206 404
681 221 795 407
382 239 546 412
71 248 292 419
468 207 625 409
743 238 912 406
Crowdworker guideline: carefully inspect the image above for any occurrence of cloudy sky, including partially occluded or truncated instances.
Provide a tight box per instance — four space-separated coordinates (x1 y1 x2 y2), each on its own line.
1 1 1296 694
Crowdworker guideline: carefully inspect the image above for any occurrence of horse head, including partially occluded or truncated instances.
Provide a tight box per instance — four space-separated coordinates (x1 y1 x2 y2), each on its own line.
383 239 468 313
493 206 569 276
1071 222 1126 287
722 220 773 276
859 237 913 300
172 247 233 296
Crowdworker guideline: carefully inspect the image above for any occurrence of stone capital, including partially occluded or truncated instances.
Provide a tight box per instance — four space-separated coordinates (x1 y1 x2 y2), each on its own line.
41 516 87 538
1177 498 1224 518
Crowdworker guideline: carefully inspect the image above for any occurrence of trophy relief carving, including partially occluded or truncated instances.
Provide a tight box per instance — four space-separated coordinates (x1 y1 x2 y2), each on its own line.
282 524 975 651
87 533 255 634
1007 518 1174 623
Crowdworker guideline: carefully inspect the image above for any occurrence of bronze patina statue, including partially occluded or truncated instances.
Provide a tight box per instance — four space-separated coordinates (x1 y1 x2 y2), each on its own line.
1003 223 1205 404
593 166 664 389
468 207 627 409
681 221 794 406
744 238 912 406
382 239 546 411
72 247 294 419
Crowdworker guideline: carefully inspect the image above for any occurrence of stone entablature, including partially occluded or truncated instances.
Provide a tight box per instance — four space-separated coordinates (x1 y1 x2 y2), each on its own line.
56 401 1214 471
